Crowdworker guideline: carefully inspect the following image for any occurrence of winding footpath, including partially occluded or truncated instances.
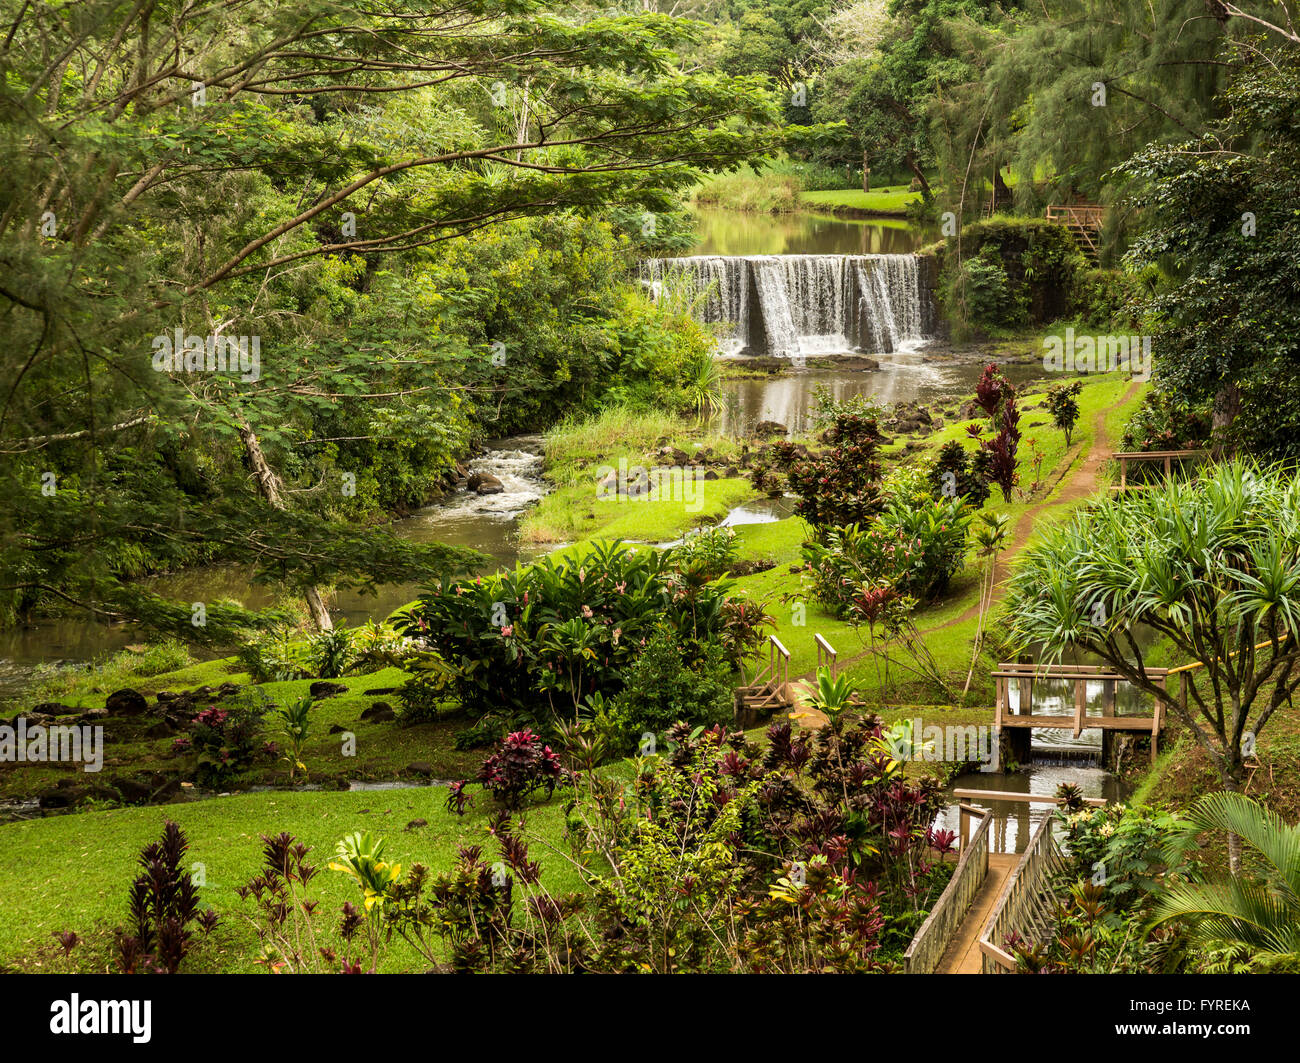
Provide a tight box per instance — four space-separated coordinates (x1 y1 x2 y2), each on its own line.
787 379 1146 721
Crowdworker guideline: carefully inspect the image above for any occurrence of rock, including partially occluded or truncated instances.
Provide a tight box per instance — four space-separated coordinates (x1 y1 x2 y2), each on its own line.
309 681 349 698
405 818 429 831
143 720 176 739
105 688 148 716
703 469 718 481
364 687 396 696
156 690 178 703
668 448 690 466
109 776 153 803
959 400 982 420
360 702 395 722
932 417 945 430
328 723 350 735
406 762 435 776
37 788 76 809
753 420 787 437
32 702 76 716
724 466 739 478
468 472 504 495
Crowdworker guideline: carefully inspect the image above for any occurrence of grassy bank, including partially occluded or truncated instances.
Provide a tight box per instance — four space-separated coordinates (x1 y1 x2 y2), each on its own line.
802 187 922 216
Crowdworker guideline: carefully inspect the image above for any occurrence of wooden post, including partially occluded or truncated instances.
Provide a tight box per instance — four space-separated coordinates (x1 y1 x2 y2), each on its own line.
1018 676 1033 717
1073 677 1087 738
1103 679 1116 715
1120 455 1128 489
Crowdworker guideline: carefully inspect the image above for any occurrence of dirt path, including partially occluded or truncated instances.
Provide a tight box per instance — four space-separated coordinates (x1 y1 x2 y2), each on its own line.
789 379 1144 686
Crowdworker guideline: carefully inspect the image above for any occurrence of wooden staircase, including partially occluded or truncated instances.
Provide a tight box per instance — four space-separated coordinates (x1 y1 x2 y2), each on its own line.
1045 204 1103 264
736 633 844 730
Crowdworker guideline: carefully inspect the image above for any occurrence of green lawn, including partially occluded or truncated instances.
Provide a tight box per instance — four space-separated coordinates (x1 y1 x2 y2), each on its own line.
0 784 583 972
802 186 922 214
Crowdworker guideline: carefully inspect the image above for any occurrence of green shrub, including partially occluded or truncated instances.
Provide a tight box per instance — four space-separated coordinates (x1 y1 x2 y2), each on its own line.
238 629 309 683
394 540 757 727
308 625 355 679
592 629 734 757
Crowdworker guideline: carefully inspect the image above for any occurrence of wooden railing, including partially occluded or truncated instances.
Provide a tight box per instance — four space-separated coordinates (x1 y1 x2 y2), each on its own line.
1111 449 1209 491
993 661 1168 763
904 805 992 974
1045 204 1104 227
979 815 1070 973
814 633 837 677
736 634 791 715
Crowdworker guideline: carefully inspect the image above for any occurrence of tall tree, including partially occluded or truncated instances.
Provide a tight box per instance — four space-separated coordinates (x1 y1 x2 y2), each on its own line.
0 0 778 639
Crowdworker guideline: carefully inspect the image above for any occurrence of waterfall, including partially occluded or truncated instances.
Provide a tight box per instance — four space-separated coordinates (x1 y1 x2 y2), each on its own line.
641 253 932 357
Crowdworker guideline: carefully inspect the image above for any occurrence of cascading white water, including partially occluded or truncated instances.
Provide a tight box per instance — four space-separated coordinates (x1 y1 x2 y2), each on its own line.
641 253 931 357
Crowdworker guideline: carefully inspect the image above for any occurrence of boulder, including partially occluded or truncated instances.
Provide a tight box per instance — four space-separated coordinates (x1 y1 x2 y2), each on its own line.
360 702 396 723
105 688 148 716
406 761 435 776
753 420 788 437
309 681 348 698
703 470 718 481
468 472 504 495
364 687 396 696
31 702 76 716
405 818 429 831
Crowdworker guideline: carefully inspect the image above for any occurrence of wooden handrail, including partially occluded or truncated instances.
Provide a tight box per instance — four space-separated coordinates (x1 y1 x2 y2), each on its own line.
953 788 1107 807
1165 637 1291 675
904 807 993 974
978 815 1069 973
769 634 790 660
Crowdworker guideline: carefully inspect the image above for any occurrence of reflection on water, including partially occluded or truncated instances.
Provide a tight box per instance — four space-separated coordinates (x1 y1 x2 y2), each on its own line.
691 208 935 257
934 765 1127 854
714 357 1044 437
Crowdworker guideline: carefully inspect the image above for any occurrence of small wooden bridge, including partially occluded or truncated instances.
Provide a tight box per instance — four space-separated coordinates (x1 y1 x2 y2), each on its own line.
907 792 1094 974
994 661 1169 765
735 633 845 729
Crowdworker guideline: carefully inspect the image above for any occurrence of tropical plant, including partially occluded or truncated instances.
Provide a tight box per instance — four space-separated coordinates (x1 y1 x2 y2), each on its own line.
1046 380 1083 446
184 690 271 787
330 832 403 970
114 821 219 975
394 540 751 725
274 695 313 782
928 439 990 508
779 407 887 530
591 628 734 757
1155 792 1300 971
962 509 1011 697
476 730 565 810
1004 459 1300 871
308 625 355 679
806 666 858 717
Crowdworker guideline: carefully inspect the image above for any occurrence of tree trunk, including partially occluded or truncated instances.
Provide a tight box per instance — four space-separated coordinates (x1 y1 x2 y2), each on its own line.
905 152 931 199
1211 382 1240 459
237 421 334 632
861 150 870 193
1224 774 1243 874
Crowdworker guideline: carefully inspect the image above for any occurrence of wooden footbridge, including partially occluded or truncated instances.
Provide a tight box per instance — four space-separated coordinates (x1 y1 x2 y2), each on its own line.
994 661 1169 765
906 791 1100 974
